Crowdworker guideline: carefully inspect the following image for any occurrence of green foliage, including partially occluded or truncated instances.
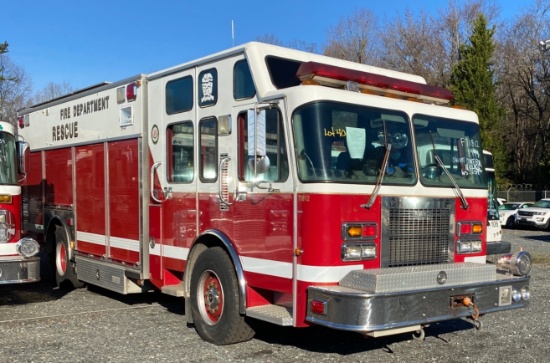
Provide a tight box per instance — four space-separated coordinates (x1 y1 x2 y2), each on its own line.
450 14 507 185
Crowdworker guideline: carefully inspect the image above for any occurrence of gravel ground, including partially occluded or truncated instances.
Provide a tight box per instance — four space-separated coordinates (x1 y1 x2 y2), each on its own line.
0 228 549 363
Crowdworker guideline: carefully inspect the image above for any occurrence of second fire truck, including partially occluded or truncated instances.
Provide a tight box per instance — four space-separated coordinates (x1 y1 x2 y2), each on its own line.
0 119 40 284
17 42 531 344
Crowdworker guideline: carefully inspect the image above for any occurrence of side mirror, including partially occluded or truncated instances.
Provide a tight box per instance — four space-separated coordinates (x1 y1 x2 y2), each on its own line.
16 140 30 182
248 155 270 174
247 109 268 175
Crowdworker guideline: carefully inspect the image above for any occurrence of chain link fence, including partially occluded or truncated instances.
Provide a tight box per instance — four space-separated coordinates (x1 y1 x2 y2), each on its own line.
496 184 550 202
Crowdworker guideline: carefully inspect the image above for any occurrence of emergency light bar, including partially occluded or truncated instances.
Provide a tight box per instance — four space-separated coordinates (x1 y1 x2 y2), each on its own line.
296 62 454 105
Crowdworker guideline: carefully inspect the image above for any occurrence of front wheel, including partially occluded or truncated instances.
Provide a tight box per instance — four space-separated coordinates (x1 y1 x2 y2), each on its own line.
55 226 84 289
190 247 254 345
505 216 515 228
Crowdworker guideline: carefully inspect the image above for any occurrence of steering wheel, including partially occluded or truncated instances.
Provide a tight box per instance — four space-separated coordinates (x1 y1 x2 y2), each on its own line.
422 163 441 179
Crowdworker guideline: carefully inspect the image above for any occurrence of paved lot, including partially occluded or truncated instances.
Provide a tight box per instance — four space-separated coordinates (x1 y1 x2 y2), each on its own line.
1 228 549 362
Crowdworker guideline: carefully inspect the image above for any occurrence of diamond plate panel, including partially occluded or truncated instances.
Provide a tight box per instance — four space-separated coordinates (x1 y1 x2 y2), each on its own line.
339 262 496 293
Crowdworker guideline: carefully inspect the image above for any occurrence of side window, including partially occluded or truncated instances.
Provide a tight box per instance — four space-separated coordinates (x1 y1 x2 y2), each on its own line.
166 76 193 114
234 60 256 100
199 117 218 182
167 122 193 183
238 108 288 182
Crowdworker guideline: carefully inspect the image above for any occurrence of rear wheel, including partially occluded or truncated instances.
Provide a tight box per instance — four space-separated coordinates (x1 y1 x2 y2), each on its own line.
55 226 84 289
190 247 254 345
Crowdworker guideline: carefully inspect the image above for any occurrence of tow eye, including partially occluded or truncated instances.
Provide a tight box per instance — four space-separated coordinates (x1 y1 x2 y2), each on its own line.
462 296 482 330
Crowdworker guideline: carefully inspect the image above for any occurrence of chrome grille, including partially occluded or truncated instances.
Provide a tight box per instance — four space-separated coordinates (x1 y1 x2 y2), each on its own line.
381 197 454 267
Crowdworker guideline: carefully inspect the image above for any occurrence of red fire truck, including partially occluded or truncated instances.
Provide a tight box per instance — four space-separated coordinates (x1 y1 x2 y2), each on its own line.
17 42 531 344
0 119 40 284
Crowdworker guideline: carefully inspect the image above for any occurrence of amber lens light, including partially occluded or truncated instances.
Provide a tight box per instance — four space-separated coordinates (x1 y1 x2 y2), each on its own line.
347 226 362 238
472 223 483 234
0 194 12 204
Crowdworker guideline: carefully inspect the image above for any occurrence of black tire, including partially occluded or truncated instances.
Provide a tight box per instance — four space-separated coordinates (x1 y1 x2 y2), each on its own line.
506 216 515 228
190 247 254 345
54 226 84 289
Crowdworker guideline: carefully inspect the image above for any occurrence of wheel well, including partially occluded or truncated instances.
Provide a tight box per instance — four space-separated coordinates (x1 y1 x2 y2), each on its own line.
184 230 247 321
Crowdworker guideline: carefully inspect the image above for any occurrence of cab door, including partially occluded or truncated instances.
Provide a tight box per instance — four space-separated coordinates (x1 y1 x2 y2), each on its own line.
229 105 295 294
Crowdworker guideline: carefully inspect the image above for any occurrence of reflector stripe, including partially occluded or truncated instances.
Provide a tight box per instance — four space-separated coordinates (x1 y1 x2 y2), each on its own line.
0 243 17 254
76 232 367 283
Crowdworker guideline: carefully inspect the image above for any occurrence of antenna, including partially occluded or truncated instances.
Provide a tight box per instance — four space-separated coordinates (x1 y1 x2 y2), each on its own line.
232 20 235 47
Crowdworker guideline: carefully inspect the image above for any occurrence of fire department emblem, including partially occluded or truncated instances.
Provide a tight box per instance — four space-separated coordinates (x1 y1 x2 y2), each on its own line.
151 124 159 144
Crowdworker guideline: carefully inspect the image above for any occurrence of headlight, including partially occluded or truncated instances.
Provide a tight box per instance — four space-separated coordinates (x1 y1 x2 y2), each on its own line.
521 286 530 300
342 243 376 261
457 240 482 254
0 210 15 243
16 237 40 257
512 289 521 302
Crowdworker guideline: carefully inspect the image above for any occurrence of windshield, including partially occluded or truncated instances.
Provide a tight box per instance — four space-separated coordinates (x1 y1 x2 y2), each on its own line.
293 102 416 185
533 200 550 208
0 132 17 185
414 115 486 188
499 203 521 210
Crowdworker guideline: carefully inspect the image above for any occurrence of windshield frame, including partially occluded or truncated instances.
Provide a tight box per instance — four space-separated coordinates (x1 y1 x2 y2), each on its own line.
0 131 18 185
413 114 486 190
292 100 417 186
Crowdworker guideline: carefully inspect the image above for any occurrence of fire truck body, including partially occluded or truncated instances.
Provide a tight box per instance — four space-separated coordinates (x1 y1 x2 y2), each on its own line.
17 42 530 344
0 120 40 284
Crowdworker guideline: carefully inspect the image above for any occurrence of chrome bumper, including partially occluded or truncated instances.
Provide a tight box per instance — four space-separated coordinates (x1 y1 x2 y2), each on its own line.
306 263 529 333
0 256 40 284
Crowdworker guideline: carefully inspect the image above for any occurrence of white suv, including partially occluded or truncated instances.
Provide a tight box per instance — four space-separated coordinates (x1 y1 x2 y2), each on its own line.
516 198 550 230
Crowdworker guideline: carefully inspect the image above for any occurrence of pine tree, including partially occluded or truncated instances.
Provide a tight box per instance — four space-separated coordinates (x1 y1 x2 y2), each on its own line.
450 14 507 185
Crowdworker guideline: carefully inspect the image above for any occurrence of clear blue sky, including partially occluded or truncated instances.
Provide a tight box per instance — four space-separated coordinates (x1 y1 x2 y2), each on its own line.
1 0 533 93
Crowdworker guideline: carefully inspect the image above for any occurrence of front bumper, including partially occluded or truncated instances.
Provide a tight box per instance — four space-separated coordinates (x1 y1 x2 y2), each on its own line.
516 216 548 229
0 255 40 284
306 263 529 334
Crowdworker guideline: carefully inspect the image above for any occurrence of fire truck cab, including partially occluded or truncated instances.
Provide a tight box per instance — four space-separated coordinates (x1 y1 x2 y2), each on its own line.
17 42 530 344
0 120 40 284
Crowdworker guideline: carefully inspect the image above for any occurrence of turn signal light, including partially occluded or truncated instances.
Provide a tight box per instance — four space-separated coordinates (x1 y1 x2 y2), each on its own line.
343 222 378 240
457 221 483 236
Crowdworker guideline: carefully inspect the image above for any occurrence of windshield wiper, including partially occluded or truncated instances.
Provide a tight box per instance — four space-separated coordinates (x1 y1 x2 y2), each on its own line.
362 143 392 209
435 155 469 210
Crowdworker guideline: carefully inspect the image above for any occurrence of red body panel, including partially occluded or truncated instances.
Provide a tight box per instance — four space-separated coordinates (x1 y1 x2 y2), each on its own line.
107 140 140 264
75 143 106 257
45 149 73 206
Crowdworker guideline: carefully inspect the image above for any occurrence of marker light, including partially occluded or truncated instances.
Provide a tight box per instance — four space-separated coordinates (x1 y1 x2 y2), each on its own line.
0 194 12 204
311 300 327 315
296 61 454 104
126 83 138 102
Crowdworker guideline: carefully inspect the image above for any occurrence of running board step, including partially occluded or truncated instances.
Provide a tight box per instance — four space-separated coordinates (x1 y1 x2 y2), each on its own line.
246 305 293 326
161 284 184 297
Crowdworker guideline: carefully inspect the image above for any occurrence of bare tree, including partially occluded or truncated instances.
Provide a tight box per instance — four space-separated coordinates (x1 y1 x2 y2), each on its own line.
379 0 499 86
323 8 380 65
494 0 550 187
0 54 32 125
256 34 319 53
32 81 74 105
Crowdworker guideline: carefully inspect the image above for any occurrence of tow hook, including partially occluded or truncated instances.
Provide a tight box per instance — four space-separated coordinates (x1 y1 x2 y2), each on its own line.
462 296 483 330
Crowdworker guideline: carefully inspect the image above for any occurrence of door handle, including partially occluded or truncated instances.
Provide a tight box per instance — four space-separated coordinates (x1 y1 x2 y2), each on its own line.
150 161 172 203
